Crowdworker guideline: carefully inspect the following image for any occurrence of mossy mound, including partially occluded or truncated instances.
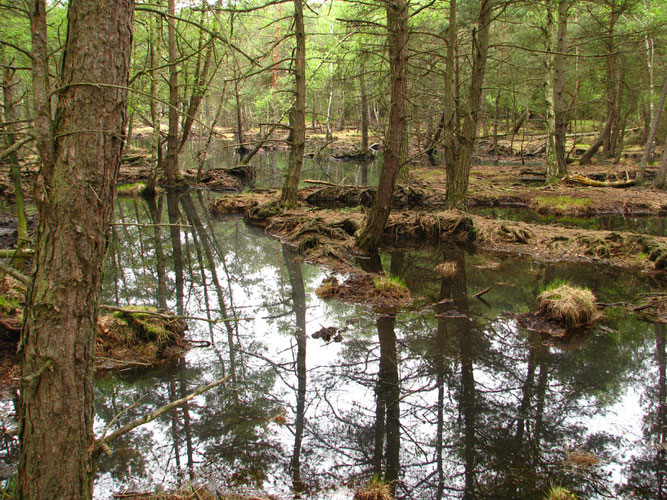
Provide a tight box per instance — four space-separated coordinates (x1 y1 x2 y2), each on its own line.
536 284 598 327
316 274 410 309
97 306 188 369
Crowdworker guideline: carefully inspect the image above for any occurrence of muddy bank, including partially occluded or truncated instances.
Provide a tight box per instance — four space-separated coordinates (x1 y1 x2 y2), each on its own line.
0 274 189 392
222 193 667 273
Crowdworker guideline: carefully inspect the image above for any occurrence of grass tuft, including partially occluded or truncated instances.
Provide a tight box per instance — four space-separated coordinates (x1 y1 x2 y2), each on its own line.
536 283 598 326
434 261 458 277
353 477 393 500
544 484 576 500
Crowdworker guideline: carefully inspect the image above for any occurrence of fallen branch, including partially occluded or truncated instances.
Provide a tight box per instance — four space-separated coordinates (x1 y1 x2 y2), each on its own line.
0 262 30 284
93 374 230 455
562 174 635 188
302 179 342 187
99 304 250 324
0 249 34 259
110 222 192 229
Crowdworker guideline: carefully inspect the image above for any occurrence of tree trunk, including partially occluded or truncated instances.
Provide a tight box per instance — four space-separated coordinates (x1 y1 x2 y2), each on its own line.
356 0 409 252
545 0 568 183
145 8 162 195
579 111 613 165
2 64 27 257
444 0 493 209
654 129 667 189
360 74 369 151
638 75 667 184
279 0 306 208
165 0 180 185
19 1 133 498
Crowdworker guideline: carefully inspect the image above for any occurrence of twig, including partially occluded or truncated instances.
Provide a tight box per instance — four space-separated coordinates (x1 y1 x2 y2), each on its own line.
474 285 493 298
98 393 148 441
110 222 192 229
93 374 230 454
96 356 152 367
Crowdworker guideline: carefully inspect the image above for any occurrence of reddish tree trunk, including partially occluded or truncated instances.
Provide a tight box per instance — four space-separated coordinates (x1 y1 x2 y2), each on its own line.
19 1 134 498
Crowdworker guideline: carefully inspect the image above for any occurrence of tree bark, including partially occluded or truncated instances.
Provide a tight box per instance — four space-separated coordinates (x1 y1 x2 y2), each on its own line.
360 74 369 151
545 0 568 183
2 63 28 256
444 0 493 209
279 0 307 208
19 1 134 498
165 0 180 185
356 0 409 251
637 74 667 184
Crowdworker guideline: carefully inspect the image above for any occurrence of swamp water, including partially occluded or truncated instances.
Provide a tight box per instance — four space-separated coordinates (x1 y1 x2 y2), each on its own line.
93 191 666 499
173 138 383 188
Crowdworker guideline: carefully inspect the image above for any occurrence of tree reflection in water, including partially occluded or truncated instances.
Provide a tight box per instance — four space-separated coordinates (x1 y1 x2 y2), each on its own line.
91 194 664 499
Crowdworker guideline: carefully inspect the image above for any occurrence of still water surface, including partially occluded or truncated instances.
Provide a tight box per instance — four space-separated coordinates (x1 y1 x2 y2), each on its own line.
94 191 666 499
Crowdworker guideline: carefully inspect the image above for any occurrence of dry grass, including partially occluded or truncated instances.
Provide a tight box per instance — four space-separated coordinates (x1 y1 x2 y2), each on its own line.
434 261 458 277
536 284 598 326
353 478 393 500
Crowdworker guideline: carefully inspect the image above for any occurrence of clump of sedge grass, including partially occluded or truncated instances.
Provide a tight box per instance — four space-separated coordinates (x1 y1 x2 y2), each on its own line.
373 275 406 292
434 261 458 277
117 182 161 197
544 483 576 500
536 282 598 326
353 477 393 500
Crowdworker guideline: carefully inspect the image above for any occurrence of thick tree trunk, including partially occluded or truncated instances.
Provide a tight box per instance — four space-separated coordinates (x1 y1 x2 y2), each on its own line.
444 0 492 209
356 0 408 252
279 0 306 208
19 1 133 498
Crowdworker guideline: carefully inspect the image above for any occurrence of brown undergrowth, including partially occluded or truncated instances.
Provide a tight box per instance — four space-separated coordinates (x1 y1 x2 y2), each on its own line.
316 274 411 310
233 191 667 273
0 275 189 392
110 485 278 500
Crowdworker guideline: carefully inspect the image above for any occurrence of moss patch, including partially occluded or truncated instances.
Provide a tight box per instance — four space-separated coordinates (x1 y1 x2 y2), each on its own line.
534 195 593 214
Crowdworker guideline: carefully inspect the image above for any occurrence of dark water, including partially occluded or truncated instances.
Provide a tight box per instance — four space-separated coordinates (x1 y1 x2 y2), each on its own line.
472 206 667 237
93 192 666 499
